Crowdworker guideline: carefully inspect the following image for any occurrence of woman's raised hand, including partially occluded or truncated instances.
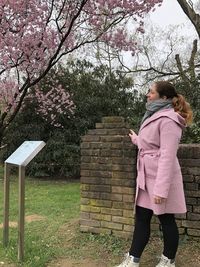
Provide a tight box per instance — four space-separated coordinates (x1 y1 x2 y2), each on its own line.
129 129 138 143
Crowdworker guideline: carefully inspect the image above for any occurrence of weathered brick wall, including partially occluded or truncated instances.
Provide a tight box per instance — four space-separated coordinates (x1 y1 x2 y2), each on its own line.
80 116 200 238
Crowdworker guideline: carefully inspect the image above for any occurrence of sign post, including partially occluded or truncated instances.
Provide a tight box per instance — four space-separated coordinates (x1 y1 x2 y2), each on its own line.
3 141 46 261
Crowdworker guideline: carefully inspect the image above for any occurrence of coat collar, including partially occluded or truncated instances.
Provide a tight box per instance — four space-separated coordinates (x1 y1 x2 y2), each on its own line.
139 108 186 132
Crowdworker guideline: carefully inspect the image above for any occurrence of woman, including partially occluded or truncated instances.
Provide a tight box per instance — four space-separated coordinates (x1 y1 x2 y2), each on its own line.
116 81 193 267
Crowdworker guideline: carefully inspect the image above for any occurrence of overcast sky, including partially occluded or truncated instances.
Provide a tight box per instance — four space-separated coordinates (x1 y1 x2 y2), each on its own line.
149 0 197 35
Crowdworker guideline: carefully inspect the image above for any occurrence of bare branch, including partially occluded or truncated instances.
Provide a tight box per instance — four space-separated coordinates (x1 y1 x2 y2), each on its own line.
177 0 200 39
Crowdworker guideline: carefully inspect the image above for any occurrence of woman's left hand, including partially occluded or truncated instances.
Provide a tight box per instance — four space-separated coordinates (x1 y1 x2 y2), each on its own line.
154 195 166 204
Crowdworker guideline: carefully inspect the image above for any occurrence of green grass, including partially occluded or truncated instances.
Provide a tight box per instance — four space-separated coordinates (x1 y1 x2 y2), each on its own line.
0 173 80 267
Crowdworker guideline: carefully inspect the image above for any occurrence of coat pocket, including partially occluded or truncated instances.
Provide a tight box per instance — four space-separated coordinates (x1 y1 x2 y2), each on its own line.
144 154 159 178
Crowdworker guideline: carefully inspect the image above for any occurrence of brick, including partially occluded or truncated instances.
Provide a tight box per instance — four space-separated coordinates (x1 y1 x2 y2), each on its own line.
110 193 123 201
175 213 186 219
186 205 193 212
176 220 182 227
123 194 134 202
112 216 134 225
178 144 200 159
184 183 199 190
90 207 101 213
112 164 134 172
112 202 134 210
112 157 136 164
95 123 104 129
193 206 200 213
81 149 100 156
99 193 110 200
112 172 135 179
81 135 100 142
80 184 90 191
181 167 190 175
80 205 91 212
101 208 123 216
123 202 134 210
178 228 186 235
188 167 200 175
185 190 200 197
81 191 101 199
112 202 124 209
90 185 111 192
100 136 123 143
80 212 90 219
80 177 101 184
108 129 128 135
80 197 90 204
80 170 91 177
80 143 90 149
195 176 200 183
124 225 134 232
187 212 200 220
110 179 135 187
90 142 111 149
112 186 134 194
90 199 112 208
88 129 107 135
90 157 112 164
182 220 200 229
123 150 137 158
187 229 200 237
90 170 112 178
123 210 134 218
102 116 125 123
183 175 194 182
90 213 111 221
179 159 200 167
81 156 91 163
101 221 123 230
102 123 128 129
185 197 197 205
101 149 122 157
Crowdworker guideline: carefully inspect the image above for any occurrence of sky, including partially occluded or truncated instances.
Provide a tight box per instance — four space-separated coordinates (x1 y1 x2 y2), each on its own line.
149 0 197 34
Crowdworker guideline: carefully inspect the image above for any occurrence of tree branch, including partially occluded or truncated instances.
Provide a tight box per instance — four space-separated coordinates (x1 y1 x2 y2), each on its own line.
177 0 200 39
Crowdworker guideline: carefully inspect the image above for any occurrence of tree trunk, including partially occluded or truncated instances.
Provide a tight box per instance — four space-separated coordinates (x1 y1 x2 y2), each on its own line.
177 0 200 39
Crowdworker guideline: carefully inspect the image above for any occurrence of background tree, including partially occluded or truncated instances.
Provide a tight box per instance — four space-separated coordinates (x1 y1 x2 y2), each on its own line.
1 60 144 177
0 0 163 145
177 0 200 39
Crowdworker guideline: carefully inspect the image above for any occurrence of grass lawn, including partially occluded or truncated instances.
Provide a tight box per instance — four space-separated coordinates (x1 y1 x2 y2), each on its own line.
0 172 80 267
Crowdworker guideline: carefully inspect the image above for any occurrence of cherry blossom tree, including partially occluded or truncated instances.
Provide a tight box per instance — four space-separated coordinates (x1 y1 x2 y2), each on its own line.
0 0 163 144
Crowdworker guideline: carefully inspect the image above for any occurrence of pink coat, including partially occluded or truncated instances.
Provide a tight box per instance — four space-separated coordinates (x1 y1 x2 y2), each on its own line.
132 108 187 215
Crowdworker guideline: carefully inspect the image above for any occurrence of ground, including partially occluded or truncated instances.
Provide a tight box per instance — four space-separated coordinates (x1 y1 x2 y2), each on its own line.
46 219 200 267
0 217 200 267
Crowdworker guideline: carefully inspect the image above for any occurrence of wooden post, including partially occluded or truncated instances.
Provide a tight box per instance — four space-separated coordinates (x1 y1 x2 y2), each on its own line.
3 163 10 247
18 165 25 261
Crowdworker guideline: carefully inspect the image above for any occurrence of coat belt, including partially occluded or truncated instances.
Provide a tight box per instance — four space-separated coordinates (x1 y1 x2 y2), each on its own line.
137 148 160 190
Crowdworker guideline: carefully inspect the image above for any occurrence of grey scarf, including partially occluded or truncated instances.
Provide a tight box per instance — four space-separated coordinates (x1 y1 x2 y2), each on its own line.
140 99 173 125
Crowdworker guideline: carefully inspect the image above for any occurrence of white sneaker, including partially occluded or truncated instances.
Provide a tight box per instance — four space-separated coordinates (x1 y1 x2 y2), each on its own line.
115 253 140 267
156 254 175 267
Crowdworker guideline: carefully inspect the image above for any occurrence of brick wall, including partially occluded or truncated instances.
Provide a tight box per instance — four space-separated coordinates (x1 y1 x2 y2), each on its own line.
80 116 200 238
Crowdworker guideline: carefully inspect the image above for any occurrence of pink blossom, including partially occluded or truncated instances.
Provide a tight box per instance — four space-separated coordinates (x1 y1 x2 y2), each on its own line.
0 0 163 133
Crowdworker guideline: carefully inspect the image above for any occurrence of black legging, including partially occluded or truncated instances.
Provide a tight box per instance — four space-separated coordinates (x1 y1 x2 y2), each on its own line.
129 206 179 259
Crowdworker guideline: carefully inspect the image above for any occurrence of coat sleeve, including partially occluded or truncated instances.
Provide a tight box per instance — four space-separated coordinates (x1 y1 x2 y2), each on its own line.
153 119 182 198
